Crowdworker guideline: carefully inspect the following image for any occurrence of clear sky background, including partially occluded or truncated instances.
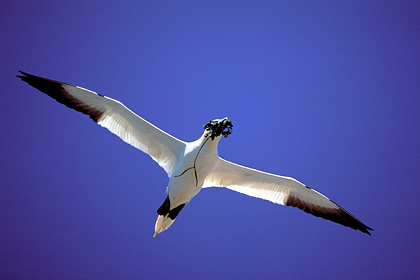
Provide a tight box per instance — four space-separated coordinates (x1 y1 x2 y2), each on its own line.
2 1 419 279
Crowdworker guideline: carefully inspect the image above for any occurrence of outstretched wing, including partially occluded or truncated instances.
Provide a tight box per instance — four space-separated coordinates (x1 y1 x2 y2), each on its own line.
204 158 373 235
17 71 186 177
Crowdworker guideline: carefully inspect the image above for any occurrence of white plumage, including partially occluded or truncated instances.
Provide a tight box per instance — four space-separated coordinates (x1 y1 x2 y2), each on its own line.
62 84 186 176
17 71 373 237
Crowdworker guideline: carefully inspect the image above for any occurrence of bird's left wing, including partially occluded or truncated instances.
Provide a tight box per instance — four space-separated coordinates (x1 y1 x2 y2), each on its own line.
203 158 373 235
17 71 186 177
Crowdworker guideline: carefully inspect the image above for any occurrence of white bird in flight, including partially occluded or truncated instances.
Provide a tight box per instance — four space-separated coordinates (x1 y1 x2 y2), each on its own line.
17 71 373 237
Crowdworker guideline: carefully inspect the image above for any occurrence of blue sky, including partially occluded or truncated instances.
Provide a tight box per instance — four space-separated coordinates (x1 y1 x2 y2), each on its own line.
2 1 419 279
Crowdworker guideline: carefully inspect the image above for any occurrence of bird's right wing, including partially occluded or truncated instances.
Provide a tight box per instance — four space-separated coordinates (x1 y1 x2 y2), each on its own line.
17 71 186 177
203 158 372 235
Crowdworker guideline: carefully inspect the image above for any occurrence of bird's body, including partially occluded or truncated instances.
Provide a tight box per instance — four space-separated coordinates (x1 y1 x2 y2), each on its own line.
169 132 220 206
17 71 373 237
155 126 227 236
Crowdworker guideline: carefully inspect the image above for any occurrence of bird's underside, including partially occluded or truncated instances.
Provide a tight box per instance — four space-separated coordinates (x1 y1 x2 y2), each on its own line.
17 71 373 237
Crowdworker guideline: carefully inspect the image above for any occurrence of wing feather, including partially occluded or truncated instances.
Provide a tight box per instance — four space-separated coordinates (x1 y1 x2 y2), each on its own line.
204 158 373 235
17 71 185 176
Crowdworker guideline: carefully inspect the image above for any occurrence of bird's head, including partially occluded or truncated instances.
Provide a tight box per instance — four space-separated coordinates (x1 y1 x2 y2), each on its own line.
203 117 233 140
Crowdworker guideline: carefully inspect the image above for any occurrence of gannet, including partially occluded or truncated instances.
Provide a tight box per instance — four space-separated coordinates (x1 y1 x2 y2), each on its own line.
17 71 373 237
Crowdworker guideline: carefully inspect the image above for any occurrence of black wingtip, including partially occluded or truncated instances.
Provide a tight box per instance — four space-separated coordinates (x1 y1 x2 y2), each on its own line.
349 218 373 236
361 227 373 236
16 70 105 123
17 70 34 80
17 70 28 79
353 220 373 235
361 225 373 236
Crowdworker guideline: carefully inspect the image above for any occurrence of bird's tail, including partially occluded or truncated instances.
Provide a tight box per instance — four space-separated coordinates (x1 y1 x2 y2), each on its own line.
153 196 185 238
154 215 175 238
